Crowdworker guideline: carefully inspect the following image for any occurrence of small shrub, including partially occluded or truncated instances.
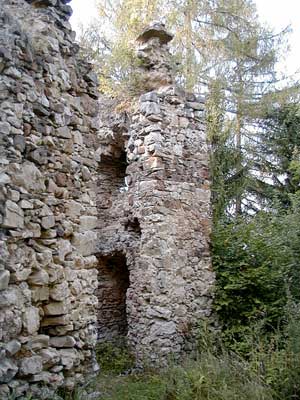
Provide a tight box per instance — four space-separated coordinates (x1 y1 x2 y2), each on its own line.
95 338 135 375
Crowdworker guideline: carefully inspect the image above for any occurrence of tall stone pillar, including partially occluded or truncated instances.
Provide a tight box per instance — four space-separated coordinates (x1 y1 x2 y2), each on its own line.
97 24 215 365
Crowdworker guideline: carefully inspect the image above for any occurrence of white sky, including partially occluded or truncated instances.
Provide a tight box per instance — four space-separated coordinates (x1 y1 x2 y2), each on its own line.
70 0 300 76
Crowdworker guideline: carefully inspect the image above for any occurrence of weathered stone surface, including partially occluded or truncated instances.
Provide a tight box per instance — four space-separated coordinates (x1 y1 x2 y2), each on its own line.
41 215 55 229
79 216 98 232
56 126 72 139
39 348 60 367
28 270 49 286
57 239 72 262
31 286 50 302
9 162 46 192
137 23 173 45
43 302 68 316
40 315 70 327
140 101 160 116
58 349 79 370
72 231 97 256
23 307 40 334
150 321 177 337
0 2 213 396
0 359 18 383
19 356 43 376
0 271 10 291
96 25 214 368
5 340 21 356
3 201 24 229
26 335 49 350
50 336 76 348
0 0 100 394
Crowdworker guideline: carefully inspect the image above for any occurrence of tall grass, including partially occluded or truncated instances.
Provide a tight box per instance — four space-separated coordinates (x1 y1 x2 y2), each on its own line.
25 302 300 400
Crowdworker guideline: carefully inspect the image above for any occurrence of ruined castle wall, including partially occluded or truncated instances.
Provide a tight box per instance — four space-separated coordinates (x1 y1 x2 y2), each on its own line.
0 0 100 397
95 28 215 365
0 2 215 396
97 87 215 364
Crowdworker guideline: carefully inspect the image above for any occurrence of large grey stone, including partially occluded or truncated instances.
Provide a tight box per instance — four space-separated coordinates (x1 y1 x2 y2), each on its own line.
5 340 21 356
19 356 43 376
3 201 24 229
23 307 40 334
49 281 69 301
140 92 158 103
9 162 45 192
49 336 76 348
149 321 176 338
0 359 18 383
57 239 72 262
38 348 59 367
140 101 160 116
56 126 71 138
28 270 49 286
43 302 68 316
26 335 49 351
72 231 97 256
58 349 79 370
41 215 55 229
0 271 10 291
79 216 98 232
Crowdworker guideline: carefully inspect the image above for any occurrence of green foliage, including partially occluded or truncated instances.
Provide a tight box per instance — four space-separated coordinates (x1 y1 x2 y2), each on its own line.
212 193 300 349
94 353 273 400
95 339 135 374
213 215 284 343
58 309 300 400
256 103 300 207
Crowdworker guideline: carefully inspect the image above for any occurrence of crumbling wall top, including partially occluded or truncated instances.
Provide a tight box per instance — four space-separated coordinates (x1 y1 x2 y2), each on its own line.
136 23 174 91
136 23 173 45
26 0 72 16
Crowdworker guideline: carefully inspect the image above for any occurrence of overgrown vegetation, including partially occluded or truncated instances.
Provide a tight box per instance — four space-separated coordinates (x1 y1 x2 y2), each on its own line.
95 339 135 375
57 309 300 399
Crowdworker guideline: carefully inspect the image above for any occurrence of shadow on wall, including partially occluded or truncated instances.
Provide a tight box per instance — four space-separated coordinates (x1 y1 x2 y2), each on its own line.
96 252 130 342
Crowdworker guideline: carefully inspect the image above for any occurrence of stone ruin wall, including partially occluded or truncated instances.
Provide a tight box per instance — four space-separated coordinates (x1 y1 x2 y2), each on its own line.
0 0 100 396
0 0 215 397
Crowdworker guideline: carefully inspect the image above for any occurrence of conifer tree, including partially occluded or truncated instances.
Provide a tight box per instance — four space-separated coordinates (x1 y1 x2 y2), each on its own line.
78 0 297 216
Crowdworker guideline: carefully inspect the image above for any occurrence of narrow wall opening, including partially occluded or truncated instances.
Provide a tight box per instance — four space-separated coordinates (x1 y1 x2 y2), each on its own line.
96 252 130 342
97 149 129 227
100 150 128 192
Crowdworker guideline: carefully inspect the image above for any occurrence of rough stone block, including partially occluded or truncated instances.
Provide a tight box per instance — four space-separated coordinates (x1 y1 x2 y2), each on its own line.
28 270 49 286
49 281 69 301
23 307 40 335
3 201 24 229
72 231 97 256
31 286 49 302
140 101 160 116
79 216 98 232
26 335 49 351
41 315 70 327
5 340 21 356
43 302 68 316
19 356 43 376
0 359 18 383
49 336 76 348
0 271 10 291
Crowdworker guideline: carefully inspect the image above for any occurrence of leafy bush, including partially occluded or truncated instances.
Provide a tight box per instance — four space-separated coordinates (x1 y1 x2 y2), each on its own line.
212 199 300 351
